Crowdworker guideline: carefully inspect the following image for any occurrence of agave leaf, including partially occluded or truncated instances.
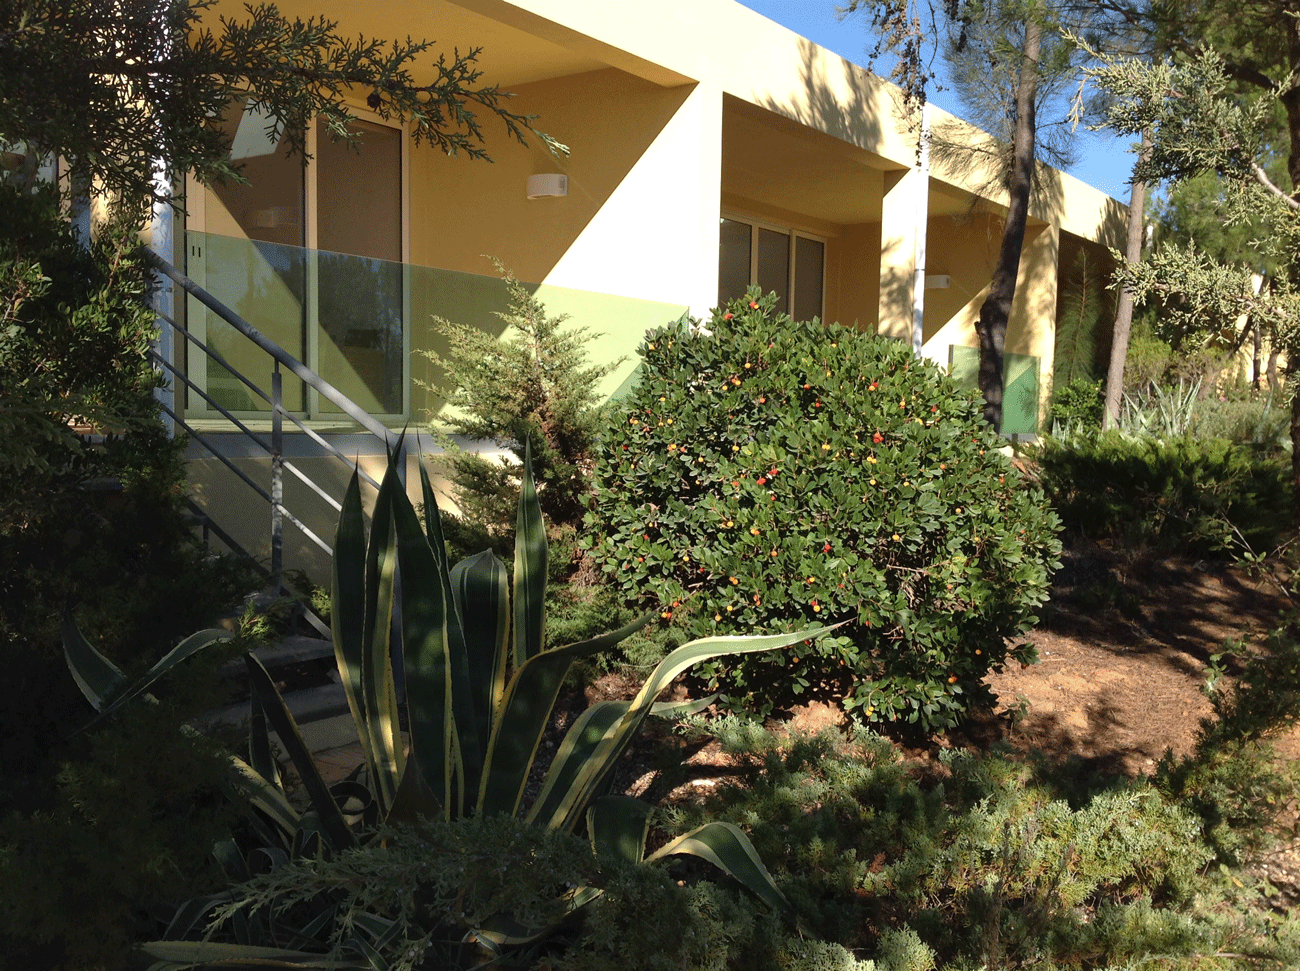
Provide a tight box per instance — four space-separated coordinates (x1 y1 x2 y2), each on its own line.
248 691 281 794
417 456 450 571
528 694 716 831
245 655 354 850
553 626 837 832
449 549 508 801
414 456 483 815
349 911 402 949
526 701 628 829
109 628 235 718
385 743 443 824
164 892 236 942
63 615 232 718
332 470 378 790
587 794 652 865
647 821 792 919
512 441 547 668
222 754 300 848
62 611 126 711
139 939 366 968
387 474 456 816
477 614 652 818
471 887 599 950
650 694 720 719
340 933 389 970
360 464 404 815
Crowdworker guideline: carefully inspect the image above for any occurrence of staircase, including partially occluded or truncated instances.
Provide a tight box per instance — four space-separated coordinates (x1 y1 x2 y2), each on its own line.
150 257 403 749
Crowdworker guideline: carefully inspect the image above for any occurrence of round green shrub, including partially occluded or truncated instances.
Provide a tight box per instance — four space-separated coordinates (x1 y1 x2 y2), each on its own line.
585 291 1062 730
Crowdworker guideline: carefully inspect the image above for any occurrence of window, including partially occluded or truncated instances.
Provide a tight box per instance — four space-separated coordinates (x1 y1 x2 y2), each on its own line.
718 215 825 320
186 100 408 418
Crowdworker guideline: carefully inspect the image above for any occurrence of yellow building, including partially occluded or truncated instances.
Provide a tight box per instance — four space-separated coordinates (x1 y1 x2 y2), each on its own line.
173 0 1127 577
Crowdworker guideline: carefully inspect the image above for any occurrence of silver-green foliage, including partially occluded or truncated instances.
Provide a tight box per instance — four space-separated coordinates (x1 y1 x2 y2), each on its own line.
670 717 1300 971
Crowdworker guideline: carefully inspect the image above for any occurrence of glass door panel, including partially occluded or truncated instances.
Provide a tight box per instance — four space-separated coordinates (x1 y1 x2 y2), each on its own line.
793 236 825 321
718 218 752 307
757 228 790 310
194 99 307 413
315 118 404 415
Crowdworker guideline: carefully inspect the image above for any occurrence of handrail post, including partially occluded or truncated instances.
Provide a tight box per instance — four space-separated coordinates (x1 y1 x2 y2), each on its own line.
271 363 284 588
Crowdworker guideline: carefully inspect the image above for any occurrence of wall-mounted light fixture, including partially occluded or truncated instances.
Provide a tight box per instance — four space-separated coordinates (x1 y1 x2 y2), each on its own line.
925 274 951 290
526 173 568 199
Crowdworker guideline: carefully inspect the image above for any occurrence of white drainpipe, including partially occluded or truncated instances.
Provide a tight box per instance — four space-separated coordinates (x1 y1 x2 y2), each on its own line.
911 102 931 358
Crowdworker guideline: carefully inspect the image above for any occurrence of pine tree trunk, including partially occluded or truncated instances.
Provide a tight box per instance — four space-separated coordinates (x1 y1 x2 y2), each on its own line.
1104 129 1151 430
975 16 1041 431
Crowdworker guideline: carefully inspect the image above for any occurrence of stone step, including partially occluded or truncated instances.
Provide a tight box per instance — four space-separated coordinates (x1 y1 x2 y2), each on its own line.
218 635 336 677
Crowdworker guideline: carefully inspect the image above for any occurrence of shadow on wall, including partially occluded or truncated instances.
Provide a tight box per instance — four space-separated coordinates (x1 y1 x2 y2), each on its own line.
758 37 886 156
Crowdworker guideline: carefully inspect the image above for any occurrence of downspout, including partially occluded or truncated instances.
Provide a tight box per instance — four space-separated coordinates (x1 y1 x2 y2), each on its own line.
151 162 176 437
911 102 931 358
150 0 176 437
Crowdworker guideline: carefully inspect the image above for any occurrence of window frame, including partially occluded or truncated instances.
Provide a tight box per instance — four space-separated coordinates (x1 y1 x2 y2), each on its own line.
719 212 826 321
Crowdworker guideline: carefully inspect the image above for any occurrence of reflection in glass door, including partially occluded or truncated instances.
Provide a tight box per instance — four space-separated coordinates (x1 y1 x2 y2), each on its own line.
188 101 406 419
314 117 405 416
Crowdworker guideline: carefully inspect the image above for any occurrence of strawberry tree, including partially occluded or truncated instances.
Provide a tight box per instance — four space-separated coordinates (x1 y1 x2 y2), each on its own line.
584 289 1062 730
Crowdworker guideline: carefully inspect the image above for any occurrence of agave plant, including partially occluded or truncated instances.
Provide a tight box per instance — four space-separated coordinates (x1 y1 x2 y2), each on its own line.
67 443 824 969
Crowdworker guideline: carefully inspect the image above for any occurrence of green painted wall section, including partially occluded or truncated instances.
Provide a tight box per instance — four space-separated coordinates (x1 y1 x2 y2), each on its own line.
948 345 1041 436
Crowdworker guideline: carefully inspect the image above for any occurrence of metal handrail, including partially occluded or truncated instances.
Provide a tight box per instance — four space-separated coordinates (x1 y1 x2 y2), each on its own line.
152 255 404 583
155 259 398 445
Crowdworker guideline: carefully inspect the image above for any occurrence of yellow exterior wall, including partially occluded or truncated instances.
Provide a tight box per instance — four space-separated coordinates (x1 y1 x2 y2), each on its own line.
825 223 879 330
177 0 1137 587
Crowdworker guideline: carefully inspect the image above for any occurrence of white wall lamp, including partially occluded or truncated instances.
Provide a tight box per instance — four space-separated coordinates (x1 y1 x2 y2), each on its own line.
526 173 568 199
925 274 951 290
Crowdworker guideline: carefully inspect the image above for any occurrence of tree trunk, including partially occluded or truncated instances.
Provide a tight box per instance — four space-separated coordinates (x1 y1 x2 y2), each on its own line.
1291 367 1300 533
1103 129 1151 430
1252 320 1262 389
975 16 1041 431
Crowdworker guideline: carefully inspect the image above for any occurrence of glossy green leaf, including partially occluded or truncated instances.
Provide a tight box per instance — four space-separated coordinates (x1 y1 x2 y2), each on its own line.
512 441 547 668
587 794 652 865
245 655 353 850
647 821 792 919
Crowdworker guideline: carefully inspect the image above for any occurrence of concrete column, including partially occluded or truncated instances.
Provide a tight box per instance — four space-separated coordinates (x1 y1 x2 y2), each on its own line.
877 165 926 340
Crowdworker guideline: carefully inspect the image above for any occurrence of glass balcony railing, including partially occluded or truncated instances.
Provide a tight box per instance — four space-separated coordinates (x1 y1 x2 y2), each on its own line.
182 232 689 424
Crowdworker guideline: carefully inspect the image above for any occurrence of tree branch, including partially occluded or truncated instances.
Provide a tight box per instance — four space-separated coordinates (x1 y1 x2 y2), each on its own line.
1249 159 1300 210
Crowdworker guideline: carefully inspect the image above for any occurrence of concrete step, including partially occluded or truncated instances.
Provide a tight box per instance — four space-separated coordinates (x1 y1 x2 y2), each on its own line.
219 635 336 677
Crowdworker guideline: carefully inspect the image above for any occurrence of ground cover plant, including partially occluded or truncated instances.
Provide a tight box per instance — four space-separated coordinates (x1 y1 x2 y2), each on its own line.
666 713 1300 971
1032 431 1291 555
586 290 1062 730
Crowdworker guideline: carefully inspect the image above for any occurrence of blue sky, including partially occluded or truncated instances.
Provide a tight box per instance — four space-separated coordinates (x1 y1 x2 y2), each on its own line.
735 0 1135 203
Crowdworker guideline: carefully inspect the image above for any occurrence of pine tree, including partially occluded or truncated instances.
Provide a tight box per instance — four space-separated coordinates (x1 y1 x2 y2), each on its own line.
422 267 622 546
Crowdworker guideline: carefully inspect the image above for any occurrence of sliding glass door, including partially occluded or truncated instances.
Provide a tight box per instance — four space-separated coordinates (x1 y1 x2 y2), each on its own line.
186 100 407 419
